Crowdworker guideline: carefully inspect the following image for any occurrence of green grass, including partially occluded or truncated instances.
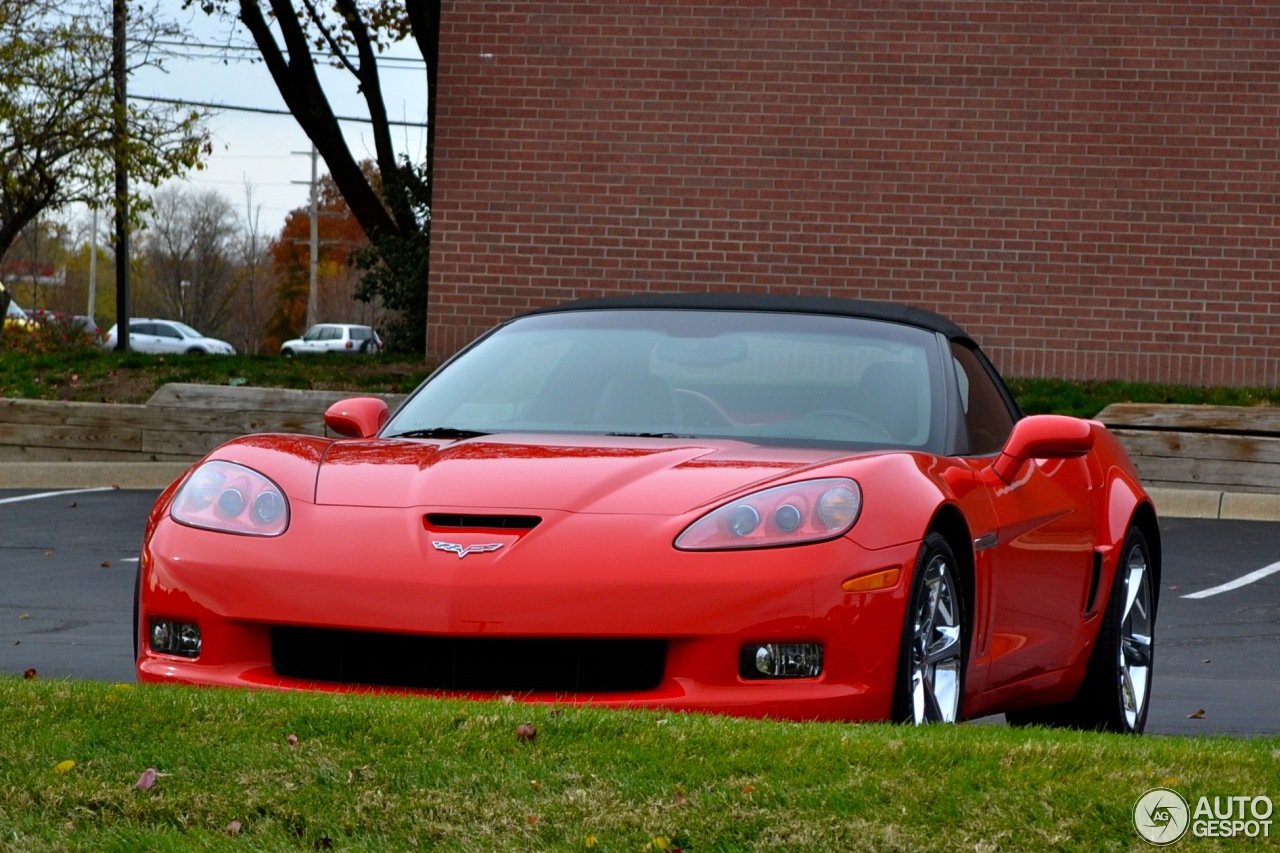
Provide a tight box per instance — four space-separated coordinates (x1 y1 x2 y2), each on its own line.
2 678 1276 852
0 350 434 404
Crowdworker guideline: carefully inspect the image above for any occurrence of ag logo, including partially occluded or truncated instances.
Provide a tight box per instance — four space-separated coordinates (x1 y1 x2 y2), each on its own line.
1134 787 1190 845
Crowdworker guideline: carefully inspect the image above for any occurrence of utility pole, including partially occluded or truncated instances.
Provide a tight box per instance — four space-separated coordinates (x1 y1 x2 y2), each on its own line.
292 146 319 329
111 0 129 351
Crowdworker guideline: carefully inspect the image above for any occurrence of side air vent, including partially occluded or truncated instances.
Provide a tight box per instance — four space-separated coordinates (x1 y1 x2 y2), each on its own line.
425 513 541 530
1085 550 1104 615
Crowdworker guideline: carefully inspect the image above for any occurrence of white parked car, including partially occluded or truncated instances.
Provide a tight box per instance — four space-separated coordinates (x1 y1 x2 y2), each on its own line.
280 323 382 356
101 319 236 355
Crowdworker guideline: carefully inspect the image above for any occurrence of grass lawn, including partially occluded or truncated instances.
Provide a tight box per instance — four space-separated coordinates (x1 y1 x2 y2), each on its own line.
2 678 1276 852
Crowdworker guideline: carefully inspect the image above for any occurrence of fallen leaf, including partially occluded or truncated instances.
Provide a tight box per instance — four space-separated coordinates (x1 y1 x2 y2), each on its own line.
674 789 689 806
68 501 78 508
515 722 537 742
1202 658 1211 664
18 614 29 620
1188 708 1206 719
741 784 757 796
585 836 598 849
54 760 75 775
24 668 36 680
225 819 242 835
101 561 112 568
530 779 542 791
526 815 539 826
286 734 299 746
135 768 158 790
44 550 54 557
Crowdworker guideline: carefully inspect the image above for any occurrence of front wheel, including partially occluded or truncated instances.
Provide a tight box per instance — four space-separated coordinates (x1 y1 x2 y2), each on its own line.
893 532 966 724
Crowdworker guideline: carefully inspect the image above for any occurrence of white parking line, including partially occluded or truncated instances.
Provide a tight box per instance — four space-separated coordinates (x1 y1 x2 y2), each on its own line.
0 487 116 506
1182 560 1280 599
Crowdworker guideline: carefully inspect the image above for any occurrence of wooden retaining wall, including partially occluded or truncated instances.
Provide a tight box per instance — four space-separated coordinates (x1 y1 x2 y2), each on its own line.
0 384 408 464
1096 404 1280 494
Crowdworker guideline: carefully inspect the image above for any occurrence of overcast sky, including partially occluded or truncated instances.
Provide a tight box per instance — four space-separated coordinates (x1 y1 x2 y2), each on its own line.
133 2 429 232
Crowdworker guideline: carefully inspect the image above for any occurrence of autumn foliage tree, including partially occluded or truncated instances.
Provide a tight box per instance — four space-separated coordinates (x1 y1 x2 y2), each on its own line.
264 171 373 352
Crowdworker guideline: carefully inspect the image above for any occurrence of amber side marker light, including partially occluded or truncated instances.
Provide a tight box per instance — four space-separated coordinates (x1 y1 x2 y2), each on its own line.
841 568 901 593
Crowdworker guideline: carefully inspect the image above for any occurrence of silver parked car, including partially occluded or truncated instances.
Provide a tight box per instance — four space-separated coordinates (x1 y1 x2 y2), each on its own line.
280 323 382 356
101 319 236 355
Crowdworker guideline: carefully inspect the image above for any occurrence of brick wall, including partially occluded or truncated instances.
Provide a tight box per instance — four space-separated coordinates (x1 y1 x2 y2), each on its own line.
429 1 1280 386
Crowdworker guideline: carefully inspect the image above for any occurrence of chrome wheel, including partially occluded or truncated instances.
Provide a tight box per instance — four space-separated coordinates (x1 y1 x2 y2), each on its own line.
1118 538 1154 731
904 537 964 724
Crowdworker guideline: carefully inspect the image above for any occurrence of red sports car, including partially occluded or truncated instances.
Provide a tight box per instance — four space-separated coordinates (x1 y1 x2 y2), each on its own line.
136 294 1160 732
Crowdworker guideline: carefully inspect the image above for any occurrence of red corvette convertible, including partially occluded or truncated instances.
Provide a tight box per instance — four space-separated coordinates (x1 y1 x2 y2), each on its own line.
136 294 1159 732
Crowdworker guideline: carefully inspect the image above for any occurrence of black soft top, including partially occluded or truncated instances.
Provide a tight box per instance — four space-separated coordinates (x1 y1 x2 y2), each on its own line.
530 292 972 342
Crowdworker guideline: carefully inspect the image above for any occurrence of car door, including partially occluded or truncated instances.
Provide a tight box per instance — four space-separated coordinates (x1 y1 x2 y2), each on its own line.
152 322 186 354
951 343 1098 693
300 326 327 354
128 322 161 353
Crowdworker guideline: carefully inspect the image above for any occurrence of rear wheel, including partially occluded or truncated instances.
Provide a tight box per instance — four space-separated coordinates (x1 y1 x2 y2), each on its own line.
893 532 966 724
1007 526 1155 733
282 348 295 358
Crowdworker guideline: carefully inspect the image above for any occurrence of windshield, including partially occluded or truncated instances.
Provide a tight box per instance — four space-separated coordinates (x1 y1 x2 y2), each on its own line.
384 309 946 450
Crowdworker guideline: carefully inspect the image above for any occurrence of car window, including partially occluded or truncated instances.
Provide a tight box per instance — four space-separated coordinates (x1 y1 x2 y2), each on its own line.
386 309 946 451
131 322 154 335
156 324 182 339
950 342 1016 455
350 327 370 341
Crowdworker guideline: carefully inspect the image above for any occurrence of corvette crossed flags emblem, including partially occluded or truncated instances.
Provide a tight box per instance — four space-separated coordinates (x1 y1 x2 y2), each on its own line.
431 541 505 559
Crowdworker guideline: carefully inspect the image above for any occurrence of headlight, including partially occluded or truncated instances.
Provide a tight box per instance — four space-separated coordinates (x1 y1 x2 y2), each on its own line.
171 460 290 536
675 478 861 550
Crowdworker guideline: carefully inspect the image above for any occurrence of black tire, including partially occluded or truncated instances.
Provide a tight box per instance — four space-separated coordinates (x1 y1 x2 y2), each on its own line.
282 348 295 358
1006 526 1156 733
893 531 966 724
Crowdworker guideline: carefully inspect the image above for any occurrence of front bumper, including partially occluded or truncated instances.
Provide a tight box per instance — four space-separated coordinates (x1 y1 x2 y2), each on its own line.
137 504 919 722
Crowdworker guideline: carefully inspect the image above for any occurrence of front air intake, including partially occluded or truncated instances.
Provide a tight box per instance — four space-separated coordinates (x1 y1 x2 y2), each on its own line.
271 627 665 693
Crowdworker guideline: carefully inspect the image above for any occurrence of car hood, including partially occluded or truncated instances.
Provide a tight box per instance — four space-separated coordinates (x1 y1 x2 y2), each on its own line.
311 434 859 515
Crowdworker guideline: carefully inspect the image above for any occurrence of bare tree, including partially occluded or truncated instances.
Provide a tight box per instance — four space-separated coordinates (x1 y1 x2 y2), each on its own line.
137 185 238 335
230 178 274 354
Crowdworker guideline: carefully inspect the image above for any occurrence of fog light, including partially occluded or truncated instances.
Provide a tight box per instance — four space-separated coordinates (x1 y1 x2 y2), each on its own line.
149 618 202 658
740 643 823 679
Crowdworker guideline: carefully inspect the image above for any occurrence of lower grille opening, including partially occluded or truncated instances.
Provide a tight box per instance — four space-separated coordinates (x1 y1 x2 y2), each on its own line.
271 627 666 693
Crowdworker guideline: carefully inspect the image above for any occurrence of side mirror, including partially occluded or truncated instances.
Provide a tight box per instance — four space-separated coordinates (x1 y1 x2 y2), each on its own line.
991 414 1094 484
324 397 390 439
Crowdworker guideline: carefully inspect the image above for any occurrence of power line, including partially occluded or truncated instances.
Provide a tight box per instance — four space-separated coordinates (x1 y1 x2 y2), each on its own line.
139 38 428 69
133 94 426 128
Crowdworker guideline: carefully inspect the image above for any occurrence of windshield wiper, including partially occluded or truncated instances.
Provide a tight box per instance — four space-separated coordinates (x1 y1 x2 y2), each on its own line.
389 427 491 439
605 431 690 438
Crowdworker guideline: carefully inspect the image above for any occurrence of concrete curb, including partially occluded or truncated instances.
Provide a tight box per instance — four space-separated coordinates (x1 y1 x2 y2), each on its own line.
2 464 1277 521
0 462 190 491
